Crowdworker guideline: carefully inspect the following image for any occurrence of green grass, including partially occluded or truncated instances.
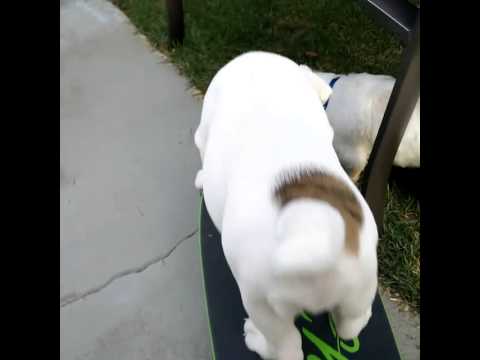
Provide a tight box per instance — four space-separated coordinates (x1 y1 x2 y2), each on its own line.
381 184 420 311
112 0 419 312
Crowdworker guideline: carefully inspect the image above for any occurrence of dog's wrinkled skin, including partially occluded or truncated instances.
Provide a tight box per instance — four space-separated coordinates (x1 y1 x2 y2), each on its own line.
195 52 378 360
303 67 420 182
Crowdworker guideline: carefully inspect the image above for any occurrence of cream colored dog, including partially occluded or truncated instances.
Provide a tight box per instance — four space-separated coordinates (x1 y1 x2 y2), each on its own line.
303 67 420 181
194 52 378 360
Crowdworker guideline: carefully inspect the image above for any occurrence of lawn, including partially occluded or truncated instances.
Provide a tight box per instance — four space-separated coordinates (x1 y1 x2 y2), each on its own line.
112 0 420 312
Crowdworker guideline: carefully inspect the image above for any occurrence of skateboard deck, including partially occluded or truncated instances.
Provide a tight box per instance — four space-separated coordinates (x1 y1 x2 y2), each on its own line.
199 198 402 360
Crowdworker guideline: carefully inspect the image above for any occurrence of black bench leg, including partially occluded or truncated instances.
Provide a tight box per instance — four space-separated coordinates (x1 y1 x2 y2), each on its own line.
165 0 184 46
361 15 420 235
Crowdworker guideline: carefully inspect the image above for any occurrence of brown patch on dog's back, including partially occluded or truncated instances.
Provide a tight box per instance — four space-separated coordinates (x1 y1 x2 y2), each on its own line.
274 168 363 255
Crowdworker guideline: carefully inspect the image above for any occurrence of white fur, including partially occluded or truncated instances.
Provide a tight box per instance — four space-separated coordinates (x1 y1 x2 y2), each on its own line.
306 68 420 180
194 52 378 360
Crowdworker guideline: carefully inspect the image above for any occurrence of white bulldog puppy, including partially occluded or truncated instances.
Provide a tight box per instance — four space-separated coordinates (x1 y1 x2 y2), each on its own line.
195 52 378 360
303 66 420 181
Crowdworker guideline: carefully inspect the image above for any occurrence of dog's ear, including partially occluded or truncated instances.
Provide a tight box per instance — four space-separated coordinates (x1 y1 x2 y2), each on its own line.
299 64 332 105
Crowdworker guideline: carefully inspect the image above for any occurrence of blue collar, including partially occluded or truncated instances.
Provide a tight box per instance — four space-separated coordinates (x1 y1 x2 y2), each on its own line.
323 76 341 109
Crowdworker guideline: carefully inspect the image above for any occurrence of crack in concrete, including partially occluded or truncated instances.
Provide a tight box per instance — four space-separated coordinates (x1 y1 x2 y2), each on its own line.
60 228 198 308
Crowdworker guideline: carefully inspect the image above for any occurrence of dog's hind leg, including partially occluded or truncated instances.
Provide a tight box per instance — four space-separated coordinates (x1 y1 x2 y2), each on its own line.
331 279 377 340
243 297 303 360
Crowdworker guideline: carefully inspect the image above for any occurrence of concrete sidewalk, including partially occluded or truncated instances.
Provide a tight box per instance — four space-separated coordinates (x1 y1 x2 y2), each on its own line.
60 1 419 359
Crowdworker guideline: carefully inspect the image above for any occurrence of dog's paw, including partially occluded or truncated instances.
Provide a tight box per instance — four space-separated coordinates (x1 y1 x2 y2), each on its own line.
334 308 372 340
244 319 275 359
194 170 204 190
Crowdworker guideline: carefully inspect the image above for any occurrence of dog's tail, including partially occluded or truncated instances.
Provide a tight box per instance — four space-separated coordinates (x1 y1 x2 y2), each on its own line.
271 204 345 275
299 64 332 105
272 236 343 276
